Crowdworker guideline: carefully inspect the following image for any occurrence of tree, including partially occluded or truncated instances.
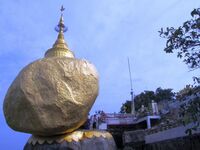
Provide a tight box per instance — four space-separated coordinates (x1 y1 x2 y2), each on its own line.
176 85 194 100
159 8 200 77
120 88 175 113
159 8 200 134
120 100 132 113
155 87 175 102
178 85 200 135
134 90 155 111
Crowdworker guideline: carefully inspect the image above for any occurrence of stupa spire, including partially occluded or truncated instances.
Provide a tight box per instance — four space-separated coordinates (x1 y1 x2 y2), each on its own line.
45 5 75 58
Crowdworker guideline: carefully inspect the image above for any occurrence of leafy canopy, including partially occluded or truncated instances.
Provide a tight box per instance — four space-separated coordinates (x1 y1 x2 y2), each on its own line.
120 87 175 114
159 8 200 134
159 8 200 71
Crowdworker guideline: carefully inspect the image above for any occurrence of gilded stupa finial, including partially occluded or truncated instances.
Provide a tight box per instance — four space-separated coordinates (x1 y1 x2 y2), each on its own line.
44 5 75 58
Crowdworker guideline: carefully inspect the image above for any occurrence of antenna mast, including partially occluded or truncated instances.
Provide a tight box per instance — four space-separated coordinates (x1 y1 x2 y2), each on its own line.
127 58 135 116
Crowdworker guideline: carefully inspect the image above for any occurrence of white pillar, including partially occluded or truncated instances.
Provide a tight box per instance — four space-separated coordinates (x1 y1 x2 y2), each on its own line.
152 100 159 115
131 91 135 115
147 117 151 129
131 99 135 115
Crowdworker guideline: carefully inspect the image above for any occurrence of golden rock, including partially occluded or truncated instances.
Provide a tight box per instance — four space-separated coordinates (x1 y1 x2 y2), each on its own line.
3 57 99 136
3 6 99 136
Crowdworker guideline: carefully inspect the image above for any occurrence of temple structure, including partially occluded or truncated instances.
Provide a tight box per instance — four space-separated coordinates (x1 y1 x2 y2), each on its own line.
45 6 74 58
3 6 116 150
91 100 160 130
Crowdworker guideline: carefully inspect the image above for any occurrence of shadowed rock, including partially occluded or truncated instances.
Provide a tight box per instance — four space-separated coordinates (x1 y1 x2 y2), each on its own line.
24 130 117 150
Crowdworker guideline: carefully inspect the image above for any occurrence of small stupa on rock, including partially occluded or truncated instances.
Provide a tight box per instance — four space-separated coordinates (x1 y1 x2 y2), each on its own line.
3 6 116 150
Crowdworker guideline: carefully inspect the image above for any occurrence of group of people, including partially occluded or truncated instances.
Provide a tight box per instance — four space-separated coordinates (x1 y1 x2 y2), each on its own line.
80 114 98 129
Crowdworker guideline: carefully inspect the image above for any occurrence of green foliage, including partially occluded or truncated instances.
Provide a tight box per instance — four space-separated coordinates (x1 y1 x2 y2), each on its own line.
176 85 194 100
155 87 175 102
120 87 175 113
159 8 200 134
159 8 200 71
120 100 131 113
178 86 200 119
134 90 155 111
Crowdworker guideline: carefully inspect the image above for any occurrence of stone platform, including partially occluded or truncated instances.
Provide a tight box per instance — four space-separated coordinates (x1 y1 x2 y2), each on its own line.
24 130 116 150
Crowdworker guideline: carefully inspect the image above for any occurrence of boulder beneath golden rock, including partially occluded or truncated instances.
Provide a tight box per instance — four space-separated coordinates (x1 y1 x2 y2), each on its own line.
3 57 99 136
24 130 117 150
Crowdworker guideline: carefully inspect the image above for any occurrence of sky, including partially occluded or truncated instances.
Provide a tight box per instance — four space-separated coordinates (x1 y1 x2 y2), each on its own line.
0 0 200 149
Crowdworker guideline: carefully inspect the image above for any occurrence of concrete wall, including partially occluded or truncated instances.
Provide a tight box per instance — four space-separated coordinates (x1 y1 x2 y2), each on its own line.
145 123 200 144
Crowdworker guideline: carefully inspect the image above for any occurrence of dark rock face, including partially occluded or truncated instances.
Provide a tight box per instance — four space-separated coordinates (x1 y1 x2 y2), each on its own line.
123 130 145 145
144 134 200 150
123 133 200 150
24 130 116 150
24 137 116 150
